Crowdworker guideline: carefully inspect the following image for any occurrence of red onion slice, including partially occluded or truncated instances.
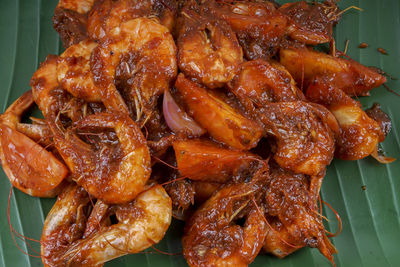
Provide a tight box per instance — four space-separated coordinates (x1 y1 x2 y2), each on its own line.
163 89 205 136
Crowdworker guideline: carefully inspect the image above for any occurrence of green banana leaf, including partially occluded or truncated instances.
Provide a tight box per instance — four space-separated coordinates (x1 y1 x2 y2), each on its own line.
0 0 399 266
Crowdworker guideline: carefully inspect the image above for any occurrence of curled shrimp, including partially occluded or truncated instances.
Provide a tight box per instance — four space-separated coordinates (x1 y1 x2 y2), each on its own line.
91 17 177 120
279 1 340 45
177 4 243 88
228 59 305 112
87 0 177 40
263 167 337 263
0 90 68 197
41 184 172 266
57 39 101 102
183 181 267 267
53 112 151 204
53 0 95 47
209 0 287 60
260 101 339 176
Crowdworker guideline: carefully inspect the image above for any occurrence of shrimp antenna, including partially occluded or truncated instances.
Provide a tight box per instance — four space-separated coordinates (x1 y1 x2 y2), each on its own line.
383 84 400 97
319 196 343 238
7 186 43 258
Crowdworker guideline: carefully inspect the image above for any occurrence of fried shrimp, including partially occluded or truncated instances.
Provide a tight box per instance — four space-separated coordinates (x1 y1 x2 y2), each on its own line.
260 101 339 176
183 182 267 267
228 59 305 111
53 112 151 204
41 184 172 266
177 4 243 88
0 91 68 197
279 1 340 45
53 0 95 47
87 0 177 40
209 0 287 60
263 167 337 263
280 47 387 96
306 76 386 160
91 17 177 119
57 39 101 102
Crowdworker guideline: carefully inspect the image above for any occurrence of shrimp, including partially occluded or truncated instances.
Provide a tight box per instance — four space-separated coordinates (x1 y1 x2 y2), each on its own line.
279 1 340 45
228 59 305 112
174 74 263 150
208 0 287 60
90 17 177 120
53 112 151 204
263 166 337 263
41 184 172 266
306 76 386 161
57 39 101 102
183 181 267 267
0 90 68 197
87 0 177 40
280 47 387 96
260 101 339 176
177 3 243 88
53 0 95 47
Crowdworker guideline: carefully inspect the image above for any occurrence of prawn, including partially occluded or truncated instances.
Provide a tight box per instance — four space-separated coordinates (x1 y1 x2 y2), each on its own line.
209 0 287 60
183 181 267 267
306 76 387 161
262 166 337 263
177 3 243 88
57 39 101 102
53 112 151 204
280 47 387 96
0 90 68 197
41 184 172 266
260 101 339 176
90 17 177 121
53 0 95 47
228 59 305 112
87 0 177 41
279 1 340 45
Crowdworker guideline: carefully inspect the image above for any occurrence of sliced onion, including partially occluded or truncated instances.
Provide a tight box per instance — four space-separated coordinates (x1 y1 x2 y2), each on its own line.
371 145 396 164
163 89 205 136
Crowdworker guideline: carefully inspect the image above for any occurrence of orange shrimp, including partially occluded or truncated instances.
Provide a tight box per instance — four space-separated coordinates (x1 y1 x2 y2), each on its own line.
228 59 305 111
279 1 340 45
57 39 101 102
90 17 177 120
53 0 95 47
306 76 386 161
183 182 267 267
260 101 339 176
280 47 387 96
209 0 287 60
87 0 177 40
262 167 337 263
177 3 243 88
41 184 172 266
0 91 68 197
53 112 151 204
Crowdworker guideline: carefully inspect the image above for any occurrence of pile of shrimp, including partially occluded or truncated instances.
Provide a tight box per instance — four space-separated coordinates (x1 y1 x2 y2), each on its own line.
0 0 395 266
